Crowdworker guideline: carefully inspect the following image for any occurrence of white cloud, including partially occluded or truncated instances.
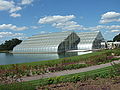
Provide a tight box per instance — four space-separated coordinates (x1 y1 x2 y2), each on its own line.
100 18 120 24
38 15 75 24
0 35 3 38
10 13 21 18
0 24 28 31
31 26 42 29
21 0 33 5
0 32 24 37
0 0 14 10
101 12 120 19
38 15 84 30
31 26 38 29
0 24 12 29
14 26 28 31
100 11 120 24
83 25 120 31
38 15 120 32
52 21 83 30
13 33 24 36
0 0 22 18
52 21 77 28
105 25 120 30
0 32 26 42
0 32 12 36
111 30 120 32
40 31 46 34
0 0 34 18
9 6 22 13
17 36 28 40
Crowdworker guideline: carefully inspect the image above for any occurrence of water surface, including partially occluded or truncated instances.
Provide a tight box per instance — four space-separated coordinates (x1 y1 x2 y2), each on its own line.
0 51 92 65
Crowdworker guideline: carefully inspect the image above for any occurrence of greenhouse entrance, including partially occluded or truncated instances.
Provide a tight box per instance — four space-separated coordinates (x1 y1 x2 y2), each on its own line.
58 32 80 52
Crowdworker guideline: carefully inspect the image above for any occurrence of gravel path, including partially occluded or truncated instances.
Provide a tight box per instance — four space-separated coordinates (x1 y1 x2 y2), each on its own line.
22 60 120 82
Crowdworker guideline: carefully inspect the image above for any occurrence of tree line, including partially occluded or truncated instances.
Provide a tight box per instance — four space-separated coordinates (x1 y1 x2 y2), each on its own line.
0 38 22 51
113 33 120 42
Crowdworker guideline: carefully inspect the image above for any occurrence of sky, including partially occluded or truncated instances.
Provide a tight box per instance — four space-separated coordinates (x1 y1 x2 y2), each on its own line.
0 0 120 44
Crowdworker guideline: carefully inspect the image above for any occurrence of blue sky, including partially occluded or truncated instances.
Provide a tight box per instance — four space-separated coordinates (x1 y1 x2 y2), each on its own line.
0 0 120 44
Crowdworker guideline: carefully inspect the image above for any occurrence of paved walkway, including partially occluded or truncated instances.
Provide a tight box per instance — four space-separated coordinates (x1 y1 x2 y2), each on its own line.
22 60 120 82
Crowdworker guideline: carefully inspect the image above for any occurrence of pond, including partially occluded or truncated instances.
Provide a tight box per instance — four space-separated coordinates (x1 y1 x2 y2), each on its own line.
0 51 92 65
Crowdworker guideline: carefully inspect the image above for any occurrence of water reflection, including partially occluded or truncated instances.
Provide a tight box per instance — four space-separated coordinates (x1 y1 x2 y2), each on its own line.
5 53 13 56
0 51 92 65
58 52 78 58
13 52 78 61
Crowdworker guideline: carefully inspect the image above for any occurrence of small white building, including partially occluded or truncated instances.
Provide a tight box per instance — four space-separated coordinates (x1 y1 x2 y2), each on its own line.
107 41 120 49
101 42 107 49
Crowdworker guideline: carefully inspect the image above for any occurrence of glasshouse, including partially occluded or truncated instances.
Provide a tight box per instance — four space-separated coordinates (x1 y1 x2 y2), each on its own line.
77 32 104 50
13 31 80 53
13 31 104 53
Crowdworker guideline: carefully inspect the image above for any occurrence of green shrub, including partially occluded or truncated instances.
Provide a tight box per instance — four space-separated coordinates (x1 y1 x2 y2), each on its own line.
63 64 87 70
111 62 120 75
47 78 54 84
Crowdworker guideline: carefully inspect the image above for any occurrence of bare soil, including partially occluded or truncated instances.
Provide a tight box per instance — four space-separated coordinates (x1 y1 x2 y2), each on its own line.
37 76 120 90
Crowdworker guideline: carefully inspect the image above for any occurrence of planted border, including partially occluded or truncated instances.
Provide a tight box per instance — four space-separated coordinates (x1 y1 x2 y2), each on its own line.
0 65 118 90
0 49 120 84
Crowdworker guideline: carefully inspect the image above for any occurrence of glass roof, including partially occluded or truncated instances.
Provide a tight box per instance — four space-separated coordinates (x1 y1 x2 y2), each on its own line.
13 31 104 53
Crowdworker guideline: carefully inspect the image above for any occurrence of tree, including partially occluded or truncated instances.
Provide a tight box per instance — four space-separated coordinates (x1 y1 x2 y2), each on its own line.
113 34 120 42
0 38 22 51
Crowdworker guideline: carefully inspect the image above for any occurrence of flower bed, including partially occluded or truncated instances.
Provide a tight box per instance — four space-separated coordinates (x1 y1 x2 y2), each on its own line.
1 64 120 90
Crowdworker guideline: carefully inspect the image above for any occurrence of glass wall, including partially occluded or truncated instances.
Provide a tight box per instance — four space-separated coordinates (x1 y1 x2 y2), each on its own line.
13 32 80 53
13 31 104 53
77 32 104 50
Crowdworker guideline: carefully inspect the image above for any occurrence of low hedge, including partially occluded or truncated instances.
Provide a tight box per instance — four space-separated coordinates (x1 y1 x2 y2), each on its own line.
48 64 88 72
